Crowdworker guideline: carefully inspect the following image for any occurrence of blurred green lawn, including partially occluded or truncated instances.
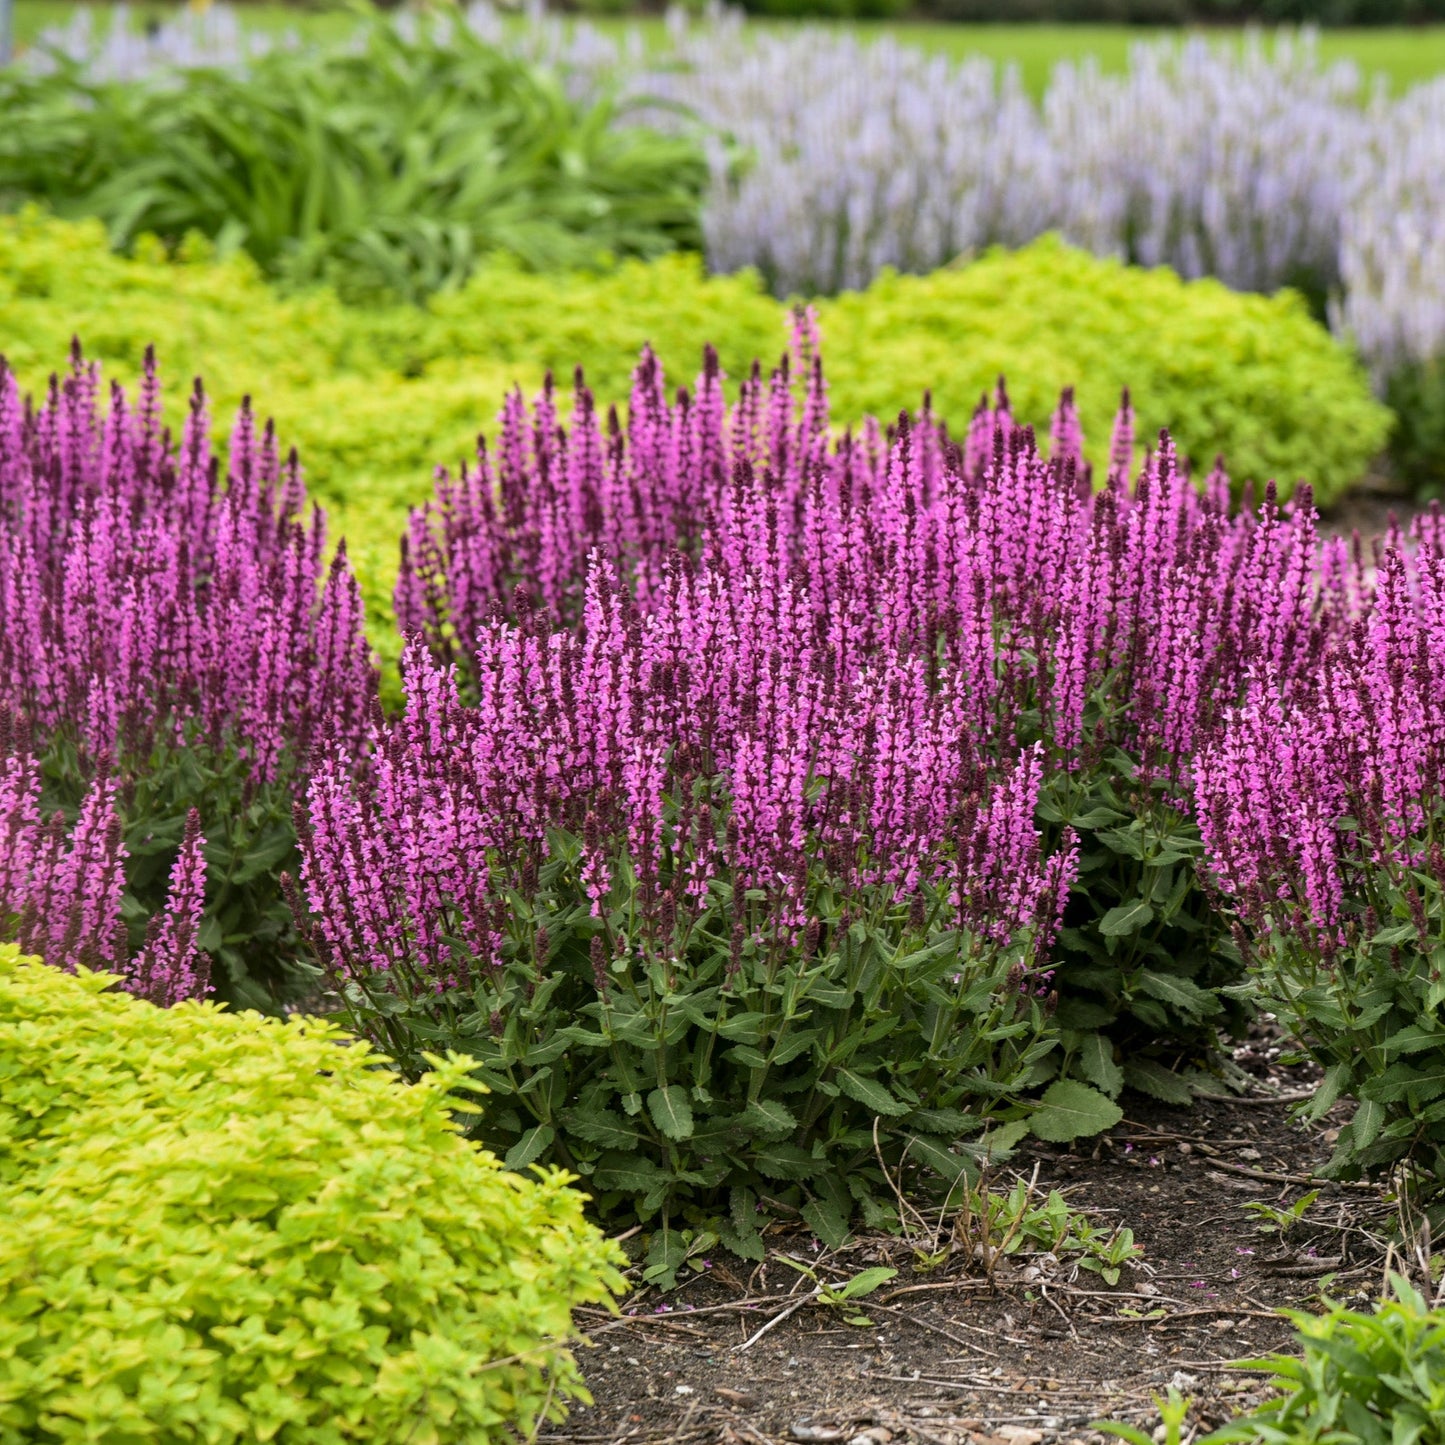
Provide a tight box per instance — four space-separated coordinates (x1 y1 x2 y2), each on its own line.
13 0 1445 94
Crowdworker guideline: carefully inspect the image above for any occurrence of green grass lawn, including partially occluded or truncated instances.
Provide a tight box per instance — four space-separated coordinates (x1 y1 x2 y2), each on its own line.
840 18 1445 92
12 0 1445 94
13 0 361 49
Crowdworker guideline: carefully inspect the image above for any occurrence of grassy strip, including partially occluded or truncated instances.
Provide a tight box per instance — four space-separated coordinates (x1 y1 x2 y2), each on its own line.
12 1 1445 95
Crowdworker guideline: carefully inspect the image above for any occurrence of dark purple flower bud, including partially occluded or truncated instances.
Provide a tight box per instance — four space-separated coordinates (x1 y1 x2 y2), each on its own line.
908 893 926 931
803 918 822 959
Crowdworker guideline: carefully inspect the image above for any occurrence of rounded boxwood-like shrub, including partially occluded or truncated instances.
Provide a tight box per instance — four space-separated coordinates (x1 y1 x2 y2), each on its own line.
820 235 1391 508
0 946 625 1443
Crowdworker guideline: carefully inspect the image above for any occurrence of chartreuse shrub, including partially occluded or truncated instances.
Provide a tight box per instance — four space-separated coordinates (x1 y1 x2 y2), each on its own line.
0 946 625 1443
820 237 1390 508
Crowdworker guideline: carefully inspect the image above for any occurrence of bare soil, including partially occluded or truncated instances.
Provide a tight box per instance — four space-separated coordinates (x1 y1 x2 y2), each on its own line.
1320 478 1427 542
547 1036 1396 1445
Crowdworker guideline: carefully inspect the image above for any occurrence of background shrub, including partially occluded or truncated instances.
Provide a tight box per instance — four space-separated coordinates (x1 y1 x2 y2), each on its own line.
1385 360 1445 499
0 946 624 1442
17 3 1443 496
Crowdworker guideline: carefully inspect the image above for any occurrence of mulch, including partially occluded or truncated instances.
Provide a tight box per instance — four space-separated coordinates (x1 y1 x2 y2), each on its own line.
544 1032 1403 1445
1321 480 1427 543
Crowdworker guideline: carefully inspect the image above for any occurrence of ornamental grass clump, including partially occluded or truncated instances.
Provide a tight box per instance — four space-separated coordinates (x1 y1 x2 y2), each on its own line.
0 344 376 1007
0 945 624 1443
0 14 706 303
1197 515 1445 1188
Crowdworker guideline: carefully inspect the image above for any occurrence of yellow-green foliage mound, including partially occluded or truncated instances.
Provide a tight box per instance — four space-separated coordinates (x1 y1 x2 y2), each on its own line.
820 236 1391 504
0 946 625 1443
0 212 1388 642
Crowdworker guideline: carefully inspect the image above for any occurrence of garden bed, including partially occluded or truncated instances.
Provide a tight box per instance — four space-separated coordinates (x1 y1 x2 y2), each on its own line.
556 1050 1389 1445
6 273 1445 1440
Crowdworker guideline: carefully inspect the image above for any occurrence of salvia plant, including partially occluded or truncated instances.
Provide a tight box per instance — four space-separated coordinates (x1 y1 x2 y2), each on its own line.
1041 33 1363 306
0 343 376 1007
550 9 1445 483
1335 77 1445 495
392 321 1336 1073
295 614 1074 1264
470 5 1444 388
14 321 1445 1229
1196 517 1445 1188
1336 78 1445 388
277 316 1364 1250
0 754 209 1006
640 21 1054 297
636 21 1362 303
635 15 1445 390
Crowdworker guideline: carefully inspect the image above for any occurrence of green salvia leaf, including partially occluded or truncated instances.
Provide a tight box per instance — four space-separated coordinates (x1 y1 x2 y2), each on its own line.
1029 1081 1125 1142
647 1086 696 1142
836 1069 910 1117
1099 901 1156 938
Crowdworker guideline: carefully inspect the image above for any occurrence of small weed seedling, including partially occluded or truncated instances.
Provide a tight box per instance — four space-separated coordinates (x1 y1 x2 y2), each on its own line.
775 1258 899 1327
1092 1387 1194 1445
952 1171 1143 1285
1242 1189 1320 1237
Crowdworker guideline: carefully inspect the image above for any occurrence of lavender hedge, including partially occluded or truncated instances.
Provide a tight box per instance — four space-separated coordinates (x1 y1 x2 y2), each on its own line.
637 16 1445 390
